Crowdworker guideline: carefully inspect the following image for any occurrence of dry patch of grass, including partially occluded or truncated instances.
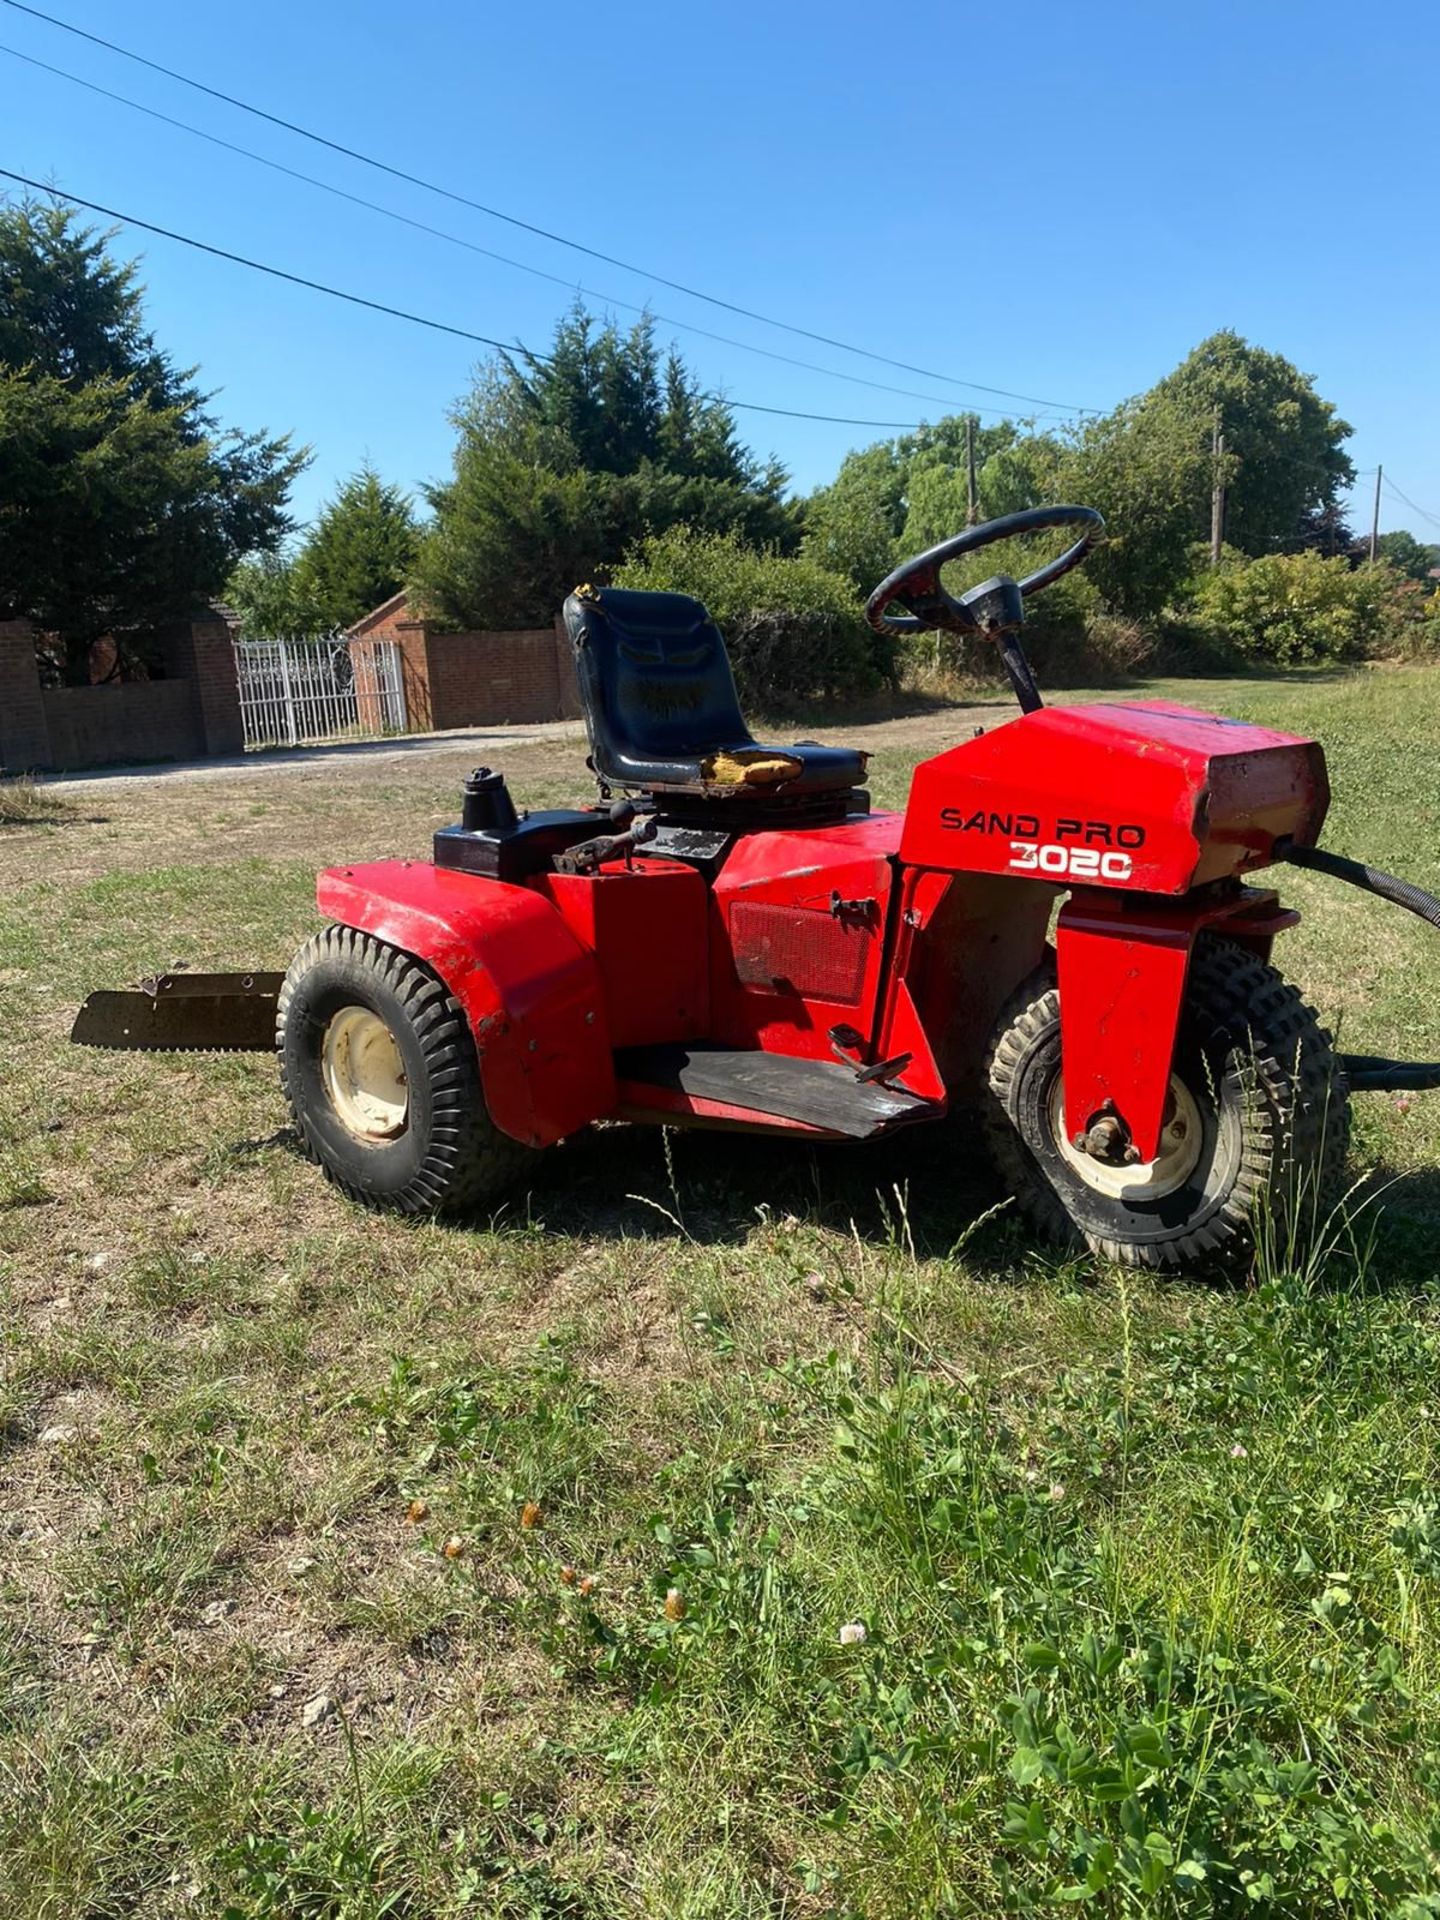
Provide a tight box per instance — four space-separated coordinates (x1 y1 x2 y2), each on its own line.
0 775 76 827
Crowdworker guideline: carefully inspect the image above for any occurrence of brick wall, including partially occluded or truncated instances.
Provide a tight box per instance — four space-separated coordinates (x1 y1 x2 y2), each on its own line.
0 619 52 772
350 621 434 732
42 681 203 768
424 627 566 728
0 611 242 773
348 597 582 732
347 599 434 730
163 612 244 755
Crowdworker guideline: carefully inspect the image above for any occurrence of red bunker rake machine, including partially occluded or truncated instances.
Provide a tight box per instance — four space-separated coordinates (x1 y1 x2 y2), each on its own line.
74 509 1440 1271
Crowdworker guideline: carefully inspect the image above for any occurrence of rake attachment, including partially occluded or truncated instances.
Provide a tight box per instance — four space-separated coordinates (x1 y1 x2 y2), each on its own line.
70 972 283 1054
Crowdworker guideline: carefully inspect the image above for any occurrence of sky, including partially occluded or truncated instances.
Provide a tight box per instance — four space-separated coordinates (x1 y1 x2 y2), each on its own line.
3 0 1438 541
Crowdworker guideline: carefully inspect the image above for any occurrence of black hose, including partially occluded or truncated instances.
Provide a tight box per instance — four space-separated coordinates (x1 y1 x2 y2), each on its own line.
1278 839 1440 931
1333 1055 1440 1093
1275 838 1440 1091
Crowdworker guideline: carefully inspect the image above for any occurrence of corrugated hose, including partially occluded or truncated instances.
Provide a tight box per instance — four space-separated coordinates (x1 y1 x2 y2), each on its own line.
1276 838 1440 1091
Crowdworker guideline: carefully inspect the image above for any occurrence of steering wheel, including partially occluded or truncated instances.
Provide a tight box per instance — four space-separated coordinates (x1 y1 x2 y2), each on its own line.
863 505 1104 638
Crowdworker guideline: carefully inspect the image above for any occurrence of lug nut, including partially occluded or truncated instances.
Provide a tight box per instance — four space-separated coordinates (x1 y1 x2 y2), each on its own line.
1084 1115 1125 1159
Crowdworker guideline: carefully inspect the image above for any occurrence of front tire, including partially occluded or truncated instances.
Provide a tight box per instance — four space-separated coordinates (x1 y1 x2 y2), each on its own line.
277 925 536 1215
983 937 1350 1272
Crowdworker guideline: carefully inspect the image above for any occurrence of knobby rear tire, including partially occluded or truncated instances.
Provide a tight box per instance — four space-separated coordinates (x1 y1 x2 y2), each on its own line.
277 924 537 1215
982 936 1351 1273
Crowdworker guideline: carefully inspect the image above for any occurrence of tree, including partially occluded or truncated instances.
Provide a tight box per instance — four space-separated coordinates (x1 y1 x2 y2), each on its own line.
412 306 796 628
292 465 419 629
1052 396 1211 616
801 441 907 592
901 418 1031 544
225 549 326 639
801 415 1040 593
1295 502 1356 558
1150 332 1354 556
0 198 305 682
1375 529 1439 582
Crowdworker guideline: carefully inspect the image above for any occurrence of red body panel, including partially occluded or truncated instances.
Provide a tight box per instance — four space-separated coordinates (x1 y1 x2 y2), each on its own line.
900 702 1329 895
709 814 902 1061
536 860 709 1048
1055 887 1301 1158
317 861 613 1147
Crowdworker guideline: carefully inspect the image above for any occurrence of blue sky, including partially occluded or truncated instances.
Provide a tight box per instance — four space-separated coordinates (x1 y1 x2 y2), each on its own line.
3 0 1437 540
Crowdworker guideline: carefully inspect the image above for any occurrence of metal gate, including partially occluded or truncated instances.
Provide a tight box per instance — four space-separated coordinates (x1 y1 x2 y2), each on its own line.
234 636 408 749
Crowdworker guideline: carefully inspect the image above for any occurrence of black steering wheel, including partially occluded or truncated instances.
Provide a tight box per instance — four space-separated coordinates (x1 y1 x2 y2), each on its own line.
863 505 1104 639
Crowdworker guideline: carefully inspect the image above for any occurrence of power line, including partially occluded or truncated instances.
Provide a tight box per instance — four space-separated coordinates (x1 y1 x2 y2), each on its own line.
0 167 957 431
0 0 1097 416
1215 435 1375 480
0 39 1055 424
723 400 942 429
6 163 1406 492
0 167 519 352
1380 474 1440 535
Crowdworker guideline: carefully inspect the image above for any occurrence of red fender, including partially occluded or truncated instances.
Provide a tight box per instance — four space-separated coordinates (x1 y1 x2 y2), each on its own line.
1055 888 1300 1160
316 861 615 1148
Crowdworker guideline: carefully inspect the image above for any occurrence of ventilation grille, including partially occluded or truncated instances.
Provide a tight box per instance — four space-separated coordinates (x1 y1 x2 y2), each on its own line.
729 901 872 1003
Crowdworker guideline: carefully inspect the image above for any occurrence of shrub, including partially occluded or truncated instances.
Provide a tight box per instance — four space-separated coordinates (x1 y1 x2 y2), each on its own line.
615 525 889 708
1373 574 1440 660
1185 552 1429 666
1046 609 1160 681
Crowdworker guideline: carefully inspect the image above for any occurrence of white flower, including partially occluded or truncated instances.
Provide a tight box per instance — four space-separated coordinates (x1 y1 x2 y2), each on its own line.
838 1621 867 1646
1230 1443 1248 1460
1048 1482 1066 1502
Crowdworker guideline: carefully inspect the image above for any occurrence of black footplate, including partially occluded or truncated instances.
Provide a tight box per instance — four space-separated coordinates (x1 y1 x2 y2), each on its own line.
617 1043 935 1138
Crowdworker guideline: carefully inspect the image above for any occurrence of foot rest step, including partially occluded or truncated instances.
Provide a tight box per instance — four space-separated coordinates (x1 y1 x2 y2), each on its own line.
616 1043 933 1139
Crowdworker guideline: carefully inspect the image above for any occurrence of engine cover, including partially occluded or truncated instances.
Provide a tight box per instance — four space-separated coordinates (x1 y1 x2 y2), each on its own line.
899 701 1329 895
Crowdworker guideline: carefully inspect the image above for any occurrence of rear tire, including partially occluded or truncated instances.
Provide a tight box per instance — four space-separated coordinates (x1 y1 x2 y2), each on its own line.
983 937 1350 1272
277 925 536 1215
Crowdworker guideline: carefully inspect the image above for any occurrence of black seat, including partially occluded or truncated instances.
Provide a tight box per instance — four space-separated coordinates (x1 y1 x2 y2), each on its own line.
563 586 867 800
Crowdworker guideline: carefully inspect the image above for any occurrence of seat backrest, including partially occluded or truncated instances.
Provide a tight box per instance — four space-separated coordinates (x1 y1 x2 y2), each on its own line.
563 586 756 788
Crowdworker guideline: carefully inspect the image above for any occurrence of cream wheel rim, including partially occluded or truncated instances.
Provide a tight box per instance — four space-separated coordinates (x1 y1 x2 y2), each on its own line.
1050 1074 1204 1201
321 1005 409 1141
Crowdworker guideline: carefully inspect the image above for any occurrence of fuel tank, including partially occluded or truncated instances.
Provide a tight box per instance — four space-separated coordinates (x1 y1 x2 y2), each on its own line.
898 701 1329 896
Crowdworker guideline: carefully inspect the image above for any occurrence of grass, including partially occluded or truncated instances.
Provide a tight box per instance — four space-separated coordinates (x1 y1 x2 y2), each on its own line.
2 668 1440 1915
0 774 75 826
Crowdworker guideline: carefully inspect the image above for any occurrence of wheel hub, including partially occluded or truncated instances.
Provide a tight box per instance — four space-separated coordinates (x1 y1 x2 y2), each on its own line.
321 1005 409 1141
1050 1075 1203 1201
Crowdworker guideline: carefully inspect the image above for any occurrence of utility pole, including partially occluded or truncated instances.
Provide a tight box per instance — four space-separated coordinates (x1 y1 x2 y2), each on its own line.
1370 465 1383 564
1209 411 1226 567
965 414 979 526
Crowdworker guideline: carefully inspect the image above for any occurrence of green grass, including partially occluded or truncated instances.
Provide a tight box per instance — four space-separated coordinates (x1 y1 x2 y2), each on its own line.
3 669 1440 1915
